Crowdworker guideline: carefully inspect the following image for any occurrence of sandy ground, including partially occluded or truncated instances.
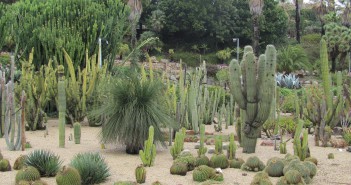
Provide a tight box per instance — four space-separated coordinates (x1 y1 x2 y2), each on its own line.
1 119 351 185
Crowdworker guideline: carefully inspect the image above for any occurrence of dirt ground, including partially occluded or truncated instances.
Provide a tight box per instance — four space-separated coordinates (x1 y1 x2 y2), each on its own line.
0 119 350 185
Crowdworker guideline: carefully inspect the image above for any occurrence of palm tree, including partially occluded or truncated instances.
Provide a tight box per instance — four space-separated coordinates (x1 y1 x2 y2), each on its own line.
312 0 328 35
295 0 303 43
249 0 264 55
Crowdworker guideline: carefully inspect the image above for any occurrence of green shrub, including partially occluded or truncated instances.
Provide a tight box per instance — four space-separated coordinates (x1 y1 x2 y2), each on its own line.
173 51 200 67
343 129 351 146
278 116 296 134
206 64 219 77
203 52 220 64
301 33 321 69
277 44 310 73
25 150 62 177
70 152 110 185
281 93 295 113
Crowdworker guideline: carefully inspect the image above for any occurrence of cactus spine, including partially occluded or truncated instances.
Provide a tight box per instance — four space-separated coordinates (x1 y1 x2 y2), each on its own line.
139 126 156 167
229 45 277 153
197 124 207 156
58 65 66 148
135 165 146 183
73 122 81 144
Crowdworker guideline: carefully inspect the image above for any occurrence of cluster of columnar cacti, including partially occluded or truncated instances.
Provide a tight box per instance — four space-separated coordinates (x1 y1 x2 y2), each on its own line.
135 165 146 183
197 124 207 156
241 156 266 172
3 55 25 151
170 128 185 159
192 165 223 182
293 119 310 161
303 39 343 147
73 122 81 144
229 45 277 153
227 133 237 160
139 126 156 167
55 166 81 185
58 65 66 148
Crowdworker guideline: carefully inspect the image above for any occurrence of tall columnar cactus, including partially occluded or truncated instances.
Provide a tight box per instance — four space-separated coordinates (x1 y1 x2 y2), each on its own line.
229 45 277 153
170 128 186 159
73 122 81 144
227 133 237 160
139 126 156 167
215 135 223 154
197 124 207 156
304 39 343 147
293 120 309 161
58 65 66 148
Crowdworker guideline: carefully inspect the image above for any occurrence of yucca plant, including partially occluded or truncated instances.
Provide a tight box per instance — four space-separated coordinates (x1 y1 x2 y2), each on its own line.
94 73 174 154
70 152 110 185
25 150 62 177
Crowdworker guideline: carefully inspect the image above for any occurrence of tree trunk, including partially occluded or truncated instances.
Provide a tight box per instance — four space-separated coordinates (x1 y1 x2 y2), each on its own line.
295 0 301 43
240 111 260 153
314 126 320 146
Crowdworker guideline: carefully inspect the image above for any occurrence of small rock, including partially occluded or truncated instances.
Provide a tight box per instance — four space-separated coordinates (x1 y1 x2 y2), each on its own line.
194 144 200 149
330 138 348 148
312 81 319 85
170 75 177 81
160 59 169 63
207 148 215 154
213 117 218 124
205 132 214 135
150 56 158 63
303 80 311 84
260 140 274 146
242 173 247 176
347 146 351 152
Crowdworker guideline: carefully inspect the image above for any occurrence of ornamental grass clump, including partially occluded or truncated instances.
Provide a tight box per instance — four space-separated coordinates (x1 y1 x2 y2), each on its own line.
70 152 110 185
25 150 62 177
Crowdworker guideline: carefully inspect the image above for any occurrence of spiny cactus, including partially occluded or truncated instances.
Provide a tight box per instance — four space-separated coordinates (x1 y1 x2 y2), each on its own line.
170 161 188 176
241 156 265 172
170 128 185 159
215 135 223 154
58 65 66 148
55 166 81 185
73 122 81 144
293 119 309 161
14 155 27 170
0 159 11 171
210 154 229 169
195 155 210 166
197 124 207 156
229 158 245 169
175 153 196 171
328 153 334 159
193 165 223 182
15 166 41 183
251 172 273 185
280 142 287 154
283 160 311 184
135 165 146 184
139 126 156 167
227 133 237 160
265 157 284 177
284 154 300 164
303 161 317 178
151 181 162 185
304 157 318 166
285 170 304 184
229 45 277 153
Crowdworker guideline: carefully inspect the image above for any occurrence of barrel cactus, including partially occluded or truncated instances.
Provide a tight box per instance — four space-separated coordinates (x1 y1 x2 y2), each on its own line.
170 161 188 176
328 153 334 159
174 154 196 171
283 160 311 184
192 165 220 182
15 166 41 183
241 156 265 172
14 155 28 170
303 161 317 178
31 180 49 185
265 157 285 177
113 181 137 185
304 157 318 166
285 170 304 184
135 165 146 183
251 172 273 185
195 155 210 166
229 45 277 153
229 158 245 169
56 166 82 185
210 154 229 169
0 159 11 171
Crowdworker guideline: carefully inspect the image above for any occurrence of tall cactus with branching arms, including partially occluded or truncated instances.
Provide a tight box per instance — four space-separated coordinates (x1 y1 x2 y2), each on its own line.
229 45 277 153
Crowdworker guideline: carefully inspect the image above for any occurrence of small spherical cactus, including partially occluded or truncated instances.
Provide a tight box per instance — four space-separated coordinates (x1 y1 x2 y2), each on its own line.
56 166 81 185
195 155 209 166
0 159 11 171
241 156 265 172
265 157 284 177
285 170 303 184
170 161 188 176
303 161 317 178
304 157 318 165
328 153 334 159
251 172 273 185
229 158 245 169
210 154 228 169
15 166 41 183
14 155 28 170
135 165 146 183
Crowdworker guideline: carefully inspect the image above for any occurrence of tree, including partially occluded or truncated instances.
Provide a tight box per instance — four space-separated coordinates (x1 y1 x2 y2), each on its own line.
249 0 265 55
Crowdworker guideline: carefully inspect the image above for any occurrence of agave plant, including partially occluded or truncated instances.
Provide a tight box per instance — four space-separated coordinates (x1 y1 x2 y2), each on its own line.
276 73 301 89
25 150 62 177
92 72 175 154
70 152 110 185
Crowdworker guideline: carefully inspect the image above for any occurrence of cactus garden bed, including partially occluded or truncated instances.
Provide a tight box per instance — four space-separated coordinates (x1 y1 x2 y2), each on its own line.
0 120 350 185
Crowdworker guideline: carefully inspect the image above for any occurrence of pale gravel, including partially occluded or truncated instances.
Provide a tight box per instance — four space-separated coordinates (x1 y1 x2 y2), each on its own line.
0 119 350 185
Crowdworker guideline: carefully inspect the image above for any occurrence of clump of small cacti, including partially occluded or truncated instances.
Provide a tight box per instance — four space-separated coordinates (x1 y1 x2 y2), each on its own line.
250 171 273 185
210 154 228 169
170 128 185 159
303 161 317 178
175 152 196 171
285 170 304 184
195 155 210 166
328 153 334 159
14 155 28 170
197 124 207 156
113 181 137 185
265 157 285 177
304 157 318 166
241 156 265 172
214 135 223 154
229 158 245 169
73 122 81 144
227 133 237 160
135 165 146 183
0 158 11 171
17 180 48 185
55 166 81 185
192 165 223 182
283 160 311 184
284 153 300 164
139 126 156 167
170 161 188 176
15 166 41 183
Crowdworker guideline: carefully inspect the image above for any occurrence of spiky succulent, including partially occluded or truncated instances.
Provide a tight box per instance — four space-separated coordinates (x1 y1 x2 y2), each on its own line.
174 154 196 171
0 159 11 171
304 157 318 166
210 154 228 169
15 166 41 183
14 155 28 170
251 172 273 185
113 181 137 185
241 156 265 172
170 161 188 176
229 158 245 169
135 165 146 183
265 157 285 177
25 150 62 177
195 155 210 166
70 152 110 185
56 166 82 185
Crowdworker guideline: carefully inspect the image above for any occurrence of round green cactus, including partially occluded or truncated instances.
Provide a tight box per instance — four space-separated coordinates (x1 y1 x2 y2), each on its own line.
192 165 217 182
170 161 188 176
113 181 137 185
276 176 288 185
151 181 162 185
229 158 245 169
15 166 41 183
0 159 11 171
56 166 81 185
192 167 209 182
135 165 146 183
265 157 284 177
0 151 3 160
251 172 273 185
283 160 310 184
303 161 317 178
195 155 209 166
14 155 28 170
328 153 334 159
304 157 318 166
284 154 300 164
175 154 196 171
210 154 228 169
32 180 49 185
285 170 303 184
241 156 265 172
